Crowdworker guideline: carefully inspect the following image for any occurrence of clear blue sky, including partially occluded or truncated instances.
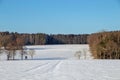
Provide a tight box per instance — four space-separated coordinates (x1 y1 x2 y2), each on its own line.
0 0 120 34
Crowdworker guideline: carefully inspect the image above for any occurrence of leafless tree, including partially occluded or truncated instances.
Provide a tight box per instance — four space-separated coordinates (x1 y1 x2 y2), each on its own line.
74 51 81 60
19 47 27 60
83 49 87 59
28 49 35 59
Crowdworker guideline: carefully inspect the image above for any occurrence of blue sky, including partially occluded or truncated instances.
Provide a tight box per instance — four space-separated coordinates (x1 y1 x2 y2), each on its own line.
0 0 120 34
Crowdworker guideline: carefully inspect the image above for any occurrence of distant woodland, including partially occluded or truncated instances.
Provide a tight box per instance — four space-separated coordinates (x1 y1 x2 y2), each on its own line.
0 32 89 45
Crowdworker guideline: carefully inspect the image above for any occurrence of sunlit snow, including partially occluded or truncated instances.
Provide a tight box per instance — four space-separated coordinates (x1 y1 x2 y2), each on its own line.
0 45 120 80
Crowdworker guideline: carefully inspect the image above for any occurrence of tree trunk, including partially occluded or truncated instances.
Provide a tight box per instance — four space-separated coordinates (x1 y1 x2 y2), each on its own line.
21 53 23 60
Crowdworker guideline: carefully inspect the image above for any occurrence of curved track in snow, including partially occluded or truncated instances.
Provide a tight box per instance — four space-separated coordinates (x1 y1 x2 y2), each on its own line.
0 60 120 80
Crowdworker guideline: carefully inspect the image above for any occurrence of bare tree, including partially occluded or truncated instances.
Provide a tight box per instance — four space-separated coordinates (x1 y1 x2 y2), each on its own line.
74 51 81 60
4 50 12 60
0 47 4 60
19 47 28 60
16 36 26 60
83 49 87 59
28 49 35 59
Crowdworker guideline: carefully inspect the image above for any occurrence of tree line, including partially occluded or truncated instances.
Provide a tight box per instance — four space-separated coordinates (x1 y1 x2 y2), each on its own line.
0 32 89 45
47 34 88 44
0 31 89 60
88 31 120 59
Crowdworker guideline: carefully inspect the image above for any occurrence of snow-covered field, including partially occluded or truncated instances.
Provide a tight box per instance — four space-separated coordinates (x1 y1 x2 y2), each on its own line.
0 45 120 80
26 44 92 60
0 44 91 60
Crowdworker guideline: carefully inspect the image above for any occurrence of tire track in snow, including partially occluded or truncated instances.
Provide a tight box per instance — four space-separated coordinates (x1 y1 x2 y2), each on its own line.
52 60 62 73
23 62 50 73
40 60 61 73
23 61 61 74
51 61 76 80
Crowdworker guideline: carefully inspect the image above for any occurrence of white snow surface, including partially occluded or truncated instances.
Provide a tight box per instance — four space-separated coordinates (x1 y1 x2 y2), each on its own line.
0 44 92 60
0 45 120 80
0 60 120 80
26 44 92 60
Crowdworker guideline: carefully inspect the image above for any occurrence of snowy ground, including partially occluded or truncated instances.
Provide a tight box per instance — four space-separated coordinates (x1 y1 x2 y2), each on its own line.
0 60 120 80
26 44 92 60
0 45 120 80
0 44 92 60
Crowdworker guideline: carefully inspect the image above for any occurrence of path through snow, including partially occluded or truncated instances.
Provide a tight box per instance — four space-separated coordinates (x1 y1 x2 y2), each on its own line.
0 60 120 80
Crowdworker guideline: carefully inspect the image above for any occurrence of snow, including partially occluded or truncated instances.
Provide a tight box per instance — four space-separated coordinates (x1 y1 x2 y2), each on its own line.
0 44 120 80
0 44 92 60
26 44 92 60
0 60 120 80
